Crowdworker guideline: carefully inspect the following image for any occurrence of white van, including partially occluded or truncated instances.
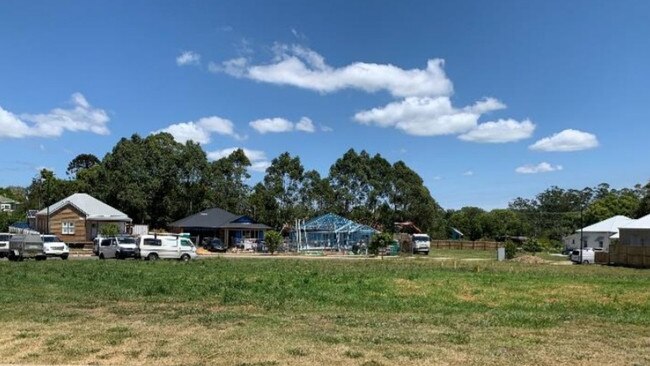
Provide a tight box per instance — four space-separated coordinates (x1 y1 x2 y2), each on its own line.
570 247 595 264
412 234 431 255
0 233 13 258
98 235 139 259
137 234 197 261
41 235 70 260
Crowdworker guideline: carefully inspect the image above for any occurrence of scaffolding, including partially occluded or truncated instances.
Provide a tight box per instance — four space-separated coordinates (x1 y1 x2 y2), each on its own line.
291 213 377 251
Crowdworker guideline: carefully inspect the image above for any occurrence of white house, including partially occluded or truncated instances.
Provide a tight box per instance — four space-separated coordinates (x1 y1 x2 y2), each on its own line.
562 215 633 251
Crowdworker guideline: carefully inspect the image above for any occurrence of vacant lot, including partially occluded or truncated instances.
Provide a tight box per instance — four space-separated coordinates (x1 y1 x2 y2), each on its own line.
0 254 648 365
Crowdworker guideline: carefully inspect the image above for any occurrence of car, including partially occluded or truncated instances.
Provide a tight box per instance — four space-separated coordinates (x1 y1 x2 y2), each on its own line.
204 238 227 252
41 235 70 260
0 232 13 258
98 235 138 259
570 247 595 264
412 233 431 255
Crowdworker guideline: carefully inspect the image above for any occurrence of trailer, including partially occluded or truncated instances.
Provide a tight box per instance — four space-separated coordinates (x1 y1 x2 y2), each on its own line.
8 234 46 261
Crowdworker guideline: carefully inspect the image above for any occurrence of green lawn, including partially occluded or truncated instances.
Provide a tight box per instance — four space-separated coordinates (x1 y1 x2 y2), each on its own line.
0 255 648 365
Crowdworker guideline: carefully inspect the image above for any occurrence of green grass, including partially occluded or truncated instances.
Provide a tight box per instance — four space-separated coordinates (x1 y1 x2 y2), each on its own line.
0 255 648 365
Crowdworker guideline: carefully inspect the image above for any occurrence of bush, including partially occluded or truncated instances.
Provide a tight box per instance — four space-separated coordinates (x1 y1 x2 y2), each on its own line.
522 238 542 255
264 231 282 255
504 240 517 259
100 224 120 236
368 233 392 255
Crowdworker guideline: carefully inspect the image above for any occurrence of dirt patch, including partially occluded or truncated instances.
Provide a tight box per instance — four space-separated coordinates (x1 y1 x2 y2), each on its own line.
511 255 549 264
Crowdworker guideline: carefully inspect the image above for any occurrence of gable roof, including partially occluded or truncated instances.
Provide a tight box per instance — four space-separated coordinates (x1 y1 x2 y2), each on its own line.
0 195 18 204
578 215 633 233
619 213 650 230
37 193 131 222
169 207 253 229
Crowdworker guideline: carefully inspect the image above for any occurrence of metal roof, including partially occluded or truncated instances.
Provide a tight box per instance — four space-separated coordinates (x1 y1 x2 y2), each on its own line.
0 195 18 204
37 193 131 222
578 215 633 233
619 213 650 230
168 208 269 229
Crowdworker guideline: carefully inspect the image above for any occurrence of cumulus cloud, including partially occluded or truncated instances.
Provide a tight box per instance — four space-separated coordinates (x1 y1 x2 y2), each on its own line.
353 97 506 137
463 170 474 176
212 44 453 98
458 119 535 143
529 129 599 152
295 117 316 132
249 116 316 134
0 93 110 139
176 51 201 66
515 162 563 174
207 147 271 172
155 116 240 144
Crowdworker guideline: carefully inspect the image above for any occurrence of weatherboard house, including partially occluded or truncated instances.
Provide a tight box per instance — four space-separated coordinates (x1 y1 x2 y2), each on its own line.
168 208 271 247
562 215 633 251
35 193 132 243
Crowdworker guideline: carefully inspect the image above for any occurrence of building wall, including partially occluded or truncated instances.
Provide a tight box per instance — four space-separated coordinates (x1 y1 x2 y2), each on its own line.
563 231 613 250
36 205 87 243
619 228 650 246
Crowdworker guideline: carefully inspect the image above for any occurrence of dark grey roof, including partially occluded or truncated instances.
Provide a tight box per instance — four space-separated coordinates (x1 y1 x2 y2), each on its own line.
218 223 271 230
169 208 241 229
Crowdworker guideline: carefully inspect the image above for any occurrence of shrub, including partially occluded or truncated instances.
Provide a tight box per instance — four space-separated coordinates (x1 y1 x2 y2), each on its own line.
100 224 120 236
522 238 542 255
368 233 392 255
264 231 282 255
504 240 517 259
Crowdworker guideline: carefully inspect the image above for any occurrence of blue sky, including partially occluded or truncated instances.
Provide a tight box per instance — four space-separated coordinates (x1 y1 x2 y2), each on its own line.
1 0 649 209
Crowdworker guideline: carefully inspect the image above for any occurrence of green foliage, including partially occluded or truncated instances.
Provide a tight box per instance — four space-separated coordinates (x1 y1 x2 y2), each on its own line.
504 240 517 259
522 238 542 255
100 224 120 236
368 232 392 255
264 231 283 255
66 153 100 177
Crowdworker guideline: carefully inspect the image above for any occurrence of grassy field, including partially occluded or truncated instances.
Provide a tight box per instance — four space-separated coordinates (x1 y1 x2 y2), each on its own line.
0 253 649 365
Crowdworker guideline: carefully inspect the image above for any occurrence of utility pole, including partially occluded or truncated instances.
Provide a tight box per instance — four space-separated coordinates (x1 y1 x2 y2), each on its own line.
579 204 584 263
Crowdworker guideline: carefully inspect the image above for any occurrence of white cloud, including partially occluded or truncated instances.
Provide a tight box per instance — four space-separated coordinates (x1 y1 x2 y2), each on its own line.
295 117 316 132
0 93 110 139
515 162 563 174
207 147 270 172
212 44 454 98
354 97 505 137
321 125 333 132
463 170 474 176
529 129 599 152
249 118 294 134
249 116 316 134
176 51 201 66
155 116 239 144
458 119 535 143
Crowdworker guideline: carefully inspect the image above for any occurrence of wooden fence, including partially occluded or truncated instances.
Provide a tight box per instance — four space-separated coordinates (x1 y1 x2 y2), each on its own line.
430 240 500 251
599 244 650 268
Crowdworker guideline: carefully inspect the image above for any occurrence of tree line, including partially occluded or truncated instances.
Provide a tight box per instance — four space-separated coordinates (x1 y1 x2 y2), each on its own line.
11 133 445 235
2 131 649 247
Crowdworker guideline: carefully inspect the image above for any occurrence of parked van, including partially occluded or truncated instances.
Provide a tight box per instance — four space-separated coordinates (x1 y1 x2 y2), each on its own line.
8 234 45 261
98 235 138 259
92 235 105 256
0 232 12 258
570 247 595 264
412 233 431 255
137 234 197 261
41 235 70 260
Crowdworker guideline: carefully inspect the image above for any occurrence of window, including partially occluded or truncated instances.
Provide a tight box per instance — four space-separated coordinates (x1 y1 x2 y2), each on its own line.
0 204 11 211
181 239 192 247
143 238 161 246
100 239 112 247
62 221 75 235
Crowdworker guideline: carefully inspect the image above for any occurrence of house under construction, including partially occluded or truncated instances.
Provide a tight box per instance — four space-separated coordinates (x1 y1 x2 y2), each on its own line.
291 213 377 251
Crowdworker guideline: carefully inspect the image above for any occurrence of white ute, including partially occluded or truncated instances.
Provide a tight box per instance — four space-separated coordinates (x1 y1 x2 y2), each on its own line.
41 235 70 260
412 233 431 255
137 234 197 261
